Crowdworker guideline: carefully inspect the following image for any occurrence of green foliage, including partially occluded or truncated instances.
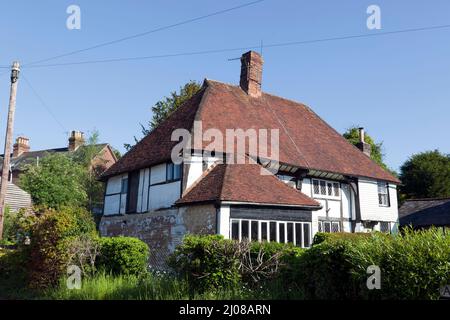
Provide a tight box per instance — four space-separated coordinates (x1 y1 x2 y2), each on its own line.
298 229 450 299
168 235 242 293
0 248 31 298
399 150 450 199
20 153 87 209
28 207 97 288
1 208 36 245
312 232 372 245
125 81 201 150
343 126 392 172
97 236 149 276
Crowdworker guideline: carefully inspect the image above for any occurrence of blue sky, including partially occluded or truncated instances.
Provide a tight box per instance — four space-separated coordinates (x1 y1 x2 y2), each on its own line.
0 0 449 172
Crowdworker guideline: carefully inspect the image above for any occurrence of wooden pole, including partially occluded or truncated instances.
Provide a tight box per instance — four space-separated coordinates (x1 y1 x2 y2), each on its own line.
0 61 20 240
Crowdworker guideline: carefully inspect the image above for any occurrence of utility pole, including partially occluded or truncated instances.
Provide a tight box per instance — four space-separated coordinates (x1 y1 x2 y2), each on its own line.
0 61 20 240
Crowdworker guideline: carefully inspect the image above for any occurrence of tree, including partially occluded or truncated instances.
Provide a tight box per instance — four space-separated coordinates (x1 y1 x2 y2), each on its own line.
20 153 87 209
124 80 201 150
343 126 388 170
71 130 107 215
399 150 450 199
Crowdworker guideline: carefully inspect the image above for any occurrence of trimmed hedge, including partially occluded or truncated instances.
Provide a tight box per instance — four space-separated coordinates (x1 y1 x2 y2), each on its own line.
97 237 149 276
312 232 372 245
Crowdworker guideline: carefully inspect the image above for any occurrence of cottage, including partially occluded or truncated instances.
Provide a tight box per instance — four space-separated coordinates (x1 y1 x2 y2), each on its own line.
99 51 400 266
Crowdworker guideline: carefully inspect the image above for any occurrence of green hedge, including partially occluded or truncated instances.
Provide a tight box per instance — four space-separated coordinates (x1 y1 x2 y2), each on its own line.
97 236 149 276
170 230 450 299
300 229 450 299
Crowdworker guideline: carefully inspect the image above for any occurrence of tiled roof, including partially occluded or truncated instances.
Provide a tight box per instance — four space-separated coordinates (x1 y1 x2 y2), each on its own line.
0 144 109 171
102 79 399 183
176 162 321 208
399 198 450 227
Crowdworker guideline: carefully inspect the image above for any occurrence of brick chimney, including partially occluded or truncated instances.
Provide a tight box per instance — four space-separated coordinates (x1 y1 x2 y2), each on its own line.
13 136 30 157
68 130 85 151
356 127 371 157
240 51 263 98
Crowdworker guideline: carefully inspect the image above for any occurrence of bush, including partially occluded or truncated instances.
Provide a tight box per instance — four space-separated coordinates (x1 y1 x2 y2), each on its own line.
312 232 372 245
97 236 149 276
27 206 97 288
168 235 305 293
298 228 450 299
168 235 241 293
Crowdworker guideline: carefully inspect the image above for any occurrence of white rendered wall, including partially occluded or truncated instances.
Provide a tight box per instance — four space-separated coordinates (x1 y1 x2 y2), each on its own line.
218 205 230 239
104 174 127 215
148 181 181 211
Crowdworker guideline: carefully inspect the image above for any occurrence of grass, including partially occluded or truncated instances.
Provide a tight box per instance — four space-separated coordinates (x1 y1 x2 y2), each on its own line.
45 272 277 300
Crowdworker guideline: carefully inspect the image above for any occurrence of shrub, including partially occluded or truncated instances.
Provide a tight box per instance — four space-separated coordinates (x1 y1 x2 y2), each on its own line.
97 237 149 276
298 229 450 299
27 206 97 288
169 235 306 293
168 235 242 293
312 232 371 245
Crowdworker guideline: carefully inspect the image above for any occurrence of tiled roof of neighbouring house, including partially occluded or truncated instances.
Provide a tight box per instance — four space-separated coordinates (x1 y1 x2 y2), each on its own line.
0 144 109 172
399 198 450 228
102 79 399 184
176 161 321 208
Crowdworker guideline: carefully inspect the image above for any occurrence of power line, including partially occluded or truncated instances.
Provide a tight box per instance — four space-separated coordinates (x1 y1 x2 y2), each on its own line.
21 73 67 132
23 23 450 69
23 0 265 67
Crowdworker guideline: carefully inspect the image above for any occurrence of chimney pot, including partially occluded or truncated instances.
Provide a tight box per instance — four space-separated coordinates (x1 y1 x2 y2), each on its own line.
68 130 85 151
240 51 263 98
13 136 30 157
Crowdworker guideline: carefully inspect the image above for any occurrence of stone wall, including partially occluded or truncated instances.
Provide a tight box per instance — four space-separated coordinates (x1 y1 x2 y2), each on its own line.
99 204 217 268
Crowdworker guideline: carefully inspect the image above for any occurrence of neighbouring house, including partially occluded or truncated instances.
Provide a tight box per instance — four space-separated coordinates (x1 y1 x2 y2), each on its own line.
0 130 118 212
99 51 400 267
0 178 32 213
399 198 450 231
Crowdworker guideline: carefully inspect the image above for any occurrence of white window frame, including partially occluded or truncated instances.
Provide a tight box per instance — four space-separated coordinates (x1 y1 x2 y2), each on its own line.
377 181 390 207
229 218 312 248
318 220 340 233
312 178 341 200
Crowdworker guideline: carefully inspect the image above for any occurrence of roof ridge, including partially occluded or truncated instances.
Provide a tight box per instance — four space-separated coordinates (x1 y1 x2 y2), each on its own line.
405 197 450 202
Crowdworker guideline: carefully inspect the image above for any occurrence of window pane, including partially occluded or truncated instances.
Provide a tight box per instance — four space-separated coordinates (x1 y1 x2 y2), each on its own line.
121 178 128 194
327 182 333 196
313 180 320 194
324 221 331 233
231 220 239 240
251 221 258 241
320 181 326 195
241 220 249 240
173 164 182 180
279 223 285 243
167 163 174 181
333 183 340 197
261 222 268 241
269 222 276 242
318 221 322 232
331 222 340 233
287 223 294 243
380 222 390 233
303 223 311 247
295 223 303 247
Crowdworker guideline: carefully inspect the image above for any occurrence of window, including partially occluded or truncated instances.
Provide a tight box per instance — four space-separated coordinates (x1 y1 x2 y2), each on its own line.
312 179 340 199
380 222 390 233
241 220 249 240
251 221 258 241
121 178 128 194
166 163 182 182
231 220 239 240
319 220 340 233
230 219 311 248
378 182 390 207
